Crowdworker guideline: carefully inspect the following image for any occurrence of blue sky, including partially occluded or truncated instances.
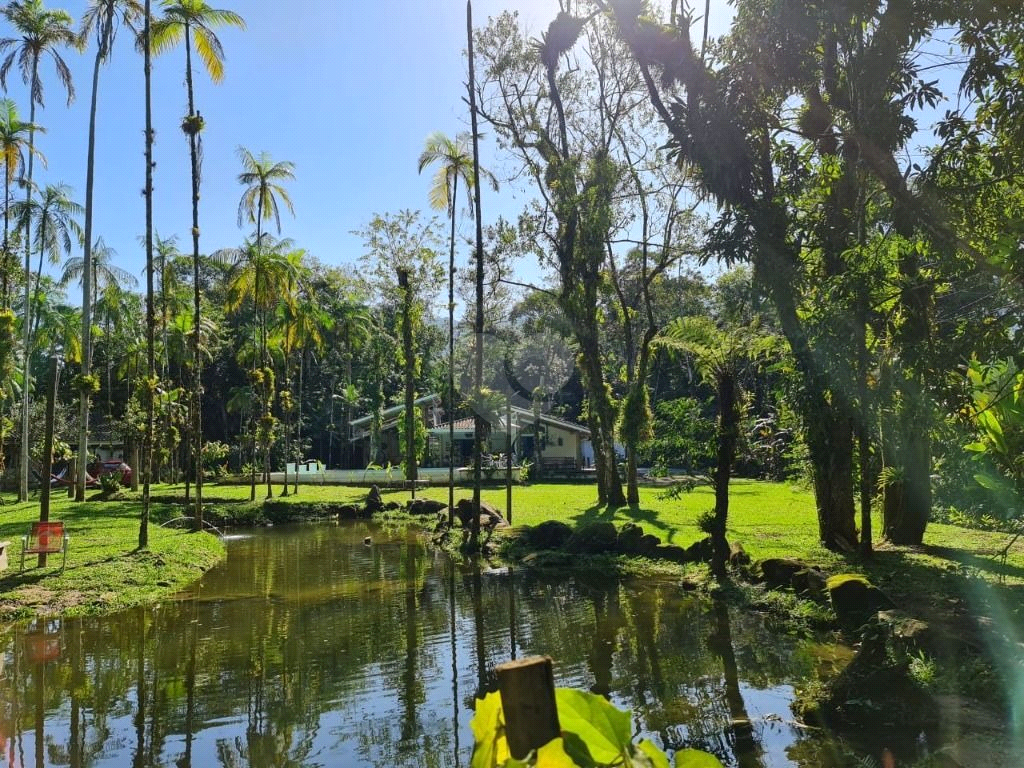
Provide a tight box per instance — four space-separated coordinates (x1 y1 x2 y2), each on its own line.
12 0 735 296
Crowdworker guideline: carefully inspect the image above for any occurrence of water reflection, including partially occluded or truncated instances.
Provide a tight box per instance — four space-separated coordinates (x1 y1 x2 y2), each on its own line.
1 523 859 767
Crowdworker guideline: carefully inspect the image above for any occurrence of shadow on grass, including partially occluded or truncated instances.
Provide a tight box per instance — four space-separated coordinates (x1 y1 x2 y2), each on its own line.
568 502 683 543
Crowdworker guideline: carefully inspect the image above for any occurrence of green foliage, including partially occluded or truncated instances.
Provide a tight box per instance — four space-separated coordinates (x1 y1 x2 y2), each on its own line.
619 383 653 446
964 357 1024 521
71 373 101 395
642 397 716 472
201 440 231 479
99 473 121 496
470 687 722 768
397 405 428 474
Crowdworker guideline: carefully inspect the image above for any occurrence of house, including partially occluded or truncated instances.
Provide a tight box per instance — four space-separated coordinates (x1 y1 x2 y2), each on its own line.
348 393 444 468
429 406 591 474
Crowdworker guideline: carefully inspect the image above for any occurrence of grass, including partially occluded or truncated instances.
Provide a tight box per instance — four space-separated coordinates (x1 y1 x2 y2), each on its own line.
0 489 225 624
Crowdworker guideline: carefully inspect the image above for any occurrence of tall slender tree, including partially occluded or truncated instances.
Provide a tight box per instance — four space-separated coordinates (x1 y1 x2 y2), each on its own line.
235 146 295 498
0 98 39 309
139 0 154 548
152 0 245 525
417 131 475 523
0 0 78 501
76 0 142 500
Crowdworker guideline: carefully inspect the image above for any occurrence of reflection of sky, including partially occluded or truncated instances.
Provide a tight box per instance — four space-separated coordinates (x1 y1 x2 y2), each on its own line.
2 524 871 768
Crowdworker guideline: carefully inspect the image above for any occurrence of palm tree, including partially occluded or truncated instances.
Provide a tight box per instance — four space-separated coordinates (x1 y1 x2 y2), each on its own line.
0 98 41 309
236 146 295 257
140 0 154 546
77 0 143 501
152 0 245 525
12 182 83 343
60 235 137 314
418 131 495 523
0 0 78 501
222 235 299 498
656 316 776 577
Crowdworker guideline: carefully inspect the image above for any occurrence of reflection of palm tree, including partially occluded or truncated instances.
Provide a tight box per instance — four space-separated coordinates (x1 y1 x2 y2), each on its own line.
708 601 763 768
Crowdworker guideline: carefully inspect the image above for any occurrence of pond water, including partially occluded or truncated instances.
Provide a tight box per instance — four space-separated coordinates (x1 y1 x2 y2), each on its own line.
0 522 884 767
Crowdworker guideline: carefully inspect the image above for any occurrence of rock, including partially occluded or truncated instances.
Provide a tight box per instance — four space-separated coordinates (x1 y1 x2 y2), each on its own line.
638 534 662 556
806 611 938 730
454 498 506 528
337 504 362 520
365 485 383 514
684 536 715 563
524 520 573 549
564 521 619 554
791 568 828 602
729 542 750 567
407 498 447 516
384 501 402 511
615 523 646 554
827 573 896 623
656 544 691 563
759 558 815 589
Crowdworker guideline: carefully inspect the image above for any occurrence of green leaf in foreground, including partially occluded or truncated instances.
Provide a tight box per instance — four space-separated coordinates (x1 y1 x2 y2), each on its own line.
673 748 726 768
555 688 632 765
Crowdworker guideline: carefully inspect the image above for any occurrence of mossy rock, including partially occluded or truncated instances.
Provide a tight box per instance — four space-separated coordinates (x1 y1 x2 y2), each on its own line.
759 558 815 589
524 520 573 550
616 523 659 555
792 568 828 602
827 573 895 623
564 521 619 555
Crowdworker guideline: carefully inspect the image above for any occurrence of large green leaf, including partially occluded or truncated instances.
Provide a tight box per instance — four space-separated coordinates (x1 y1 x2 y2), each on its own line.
472 692 510 768
555 688 632 765
673 749 726 768
635 739 672 768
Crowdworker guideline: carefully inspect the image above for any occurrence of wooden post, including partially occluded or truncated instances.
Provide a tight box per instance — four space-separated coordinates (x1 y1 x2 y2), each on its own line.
496 656 560 759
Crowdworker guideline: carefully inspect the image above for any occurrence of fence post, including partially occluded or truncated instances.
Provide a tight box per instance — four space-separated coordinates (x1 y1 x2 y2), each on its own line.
495 655 560 759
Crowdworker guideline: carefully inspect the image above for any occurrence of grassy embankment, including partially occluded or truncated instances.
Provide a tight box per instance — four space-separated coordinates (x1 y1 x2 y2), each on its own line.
3 479 1022 632
0 491 224 623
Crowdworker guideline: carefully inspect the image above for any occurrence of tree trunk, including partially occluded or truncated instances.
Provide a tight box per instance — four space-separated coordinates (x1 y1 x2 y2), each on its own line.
398 268 417 494
577 333 626 507
18 58 39 502
447 177 458 525
711 371 738 579
39 355 59 569
184 24 204 530
140 0 155 549
78 9 112 503
468 0 485 548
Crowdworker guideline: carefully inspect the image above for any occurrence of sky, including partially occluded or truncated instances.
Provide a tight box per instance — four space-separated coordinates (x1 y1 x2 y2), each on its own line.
11 0 736 299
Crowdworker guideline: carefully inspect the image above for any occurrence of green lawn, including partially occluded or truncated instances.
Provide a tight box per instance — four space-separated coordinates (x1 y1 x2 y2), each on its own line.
0 490 224 623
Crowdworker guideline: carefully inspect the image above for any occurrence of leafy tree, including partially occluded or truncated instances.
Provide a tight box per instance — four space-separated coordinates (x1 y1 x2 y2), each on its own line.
76 0 142 501
0 0 78 501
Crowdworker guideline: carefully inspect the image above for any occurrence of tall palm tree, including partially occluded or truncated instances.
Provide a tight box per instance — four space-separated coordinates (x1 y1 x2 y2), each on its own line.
0 0 78 501
418 131 481 523
0 98 40 309
77 0 142 500
140 0 154 547
152 0 244 525
12 182 83 342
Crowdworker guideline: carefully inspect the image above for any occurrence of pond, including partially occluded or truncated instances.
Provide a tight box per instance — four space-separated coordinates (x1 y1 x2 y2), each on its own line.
0 522 885 767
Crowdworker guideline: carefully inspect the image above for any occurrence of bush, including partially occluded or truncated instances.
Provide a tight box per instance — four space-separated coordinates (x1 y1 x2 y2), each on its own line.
99 473 121 496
